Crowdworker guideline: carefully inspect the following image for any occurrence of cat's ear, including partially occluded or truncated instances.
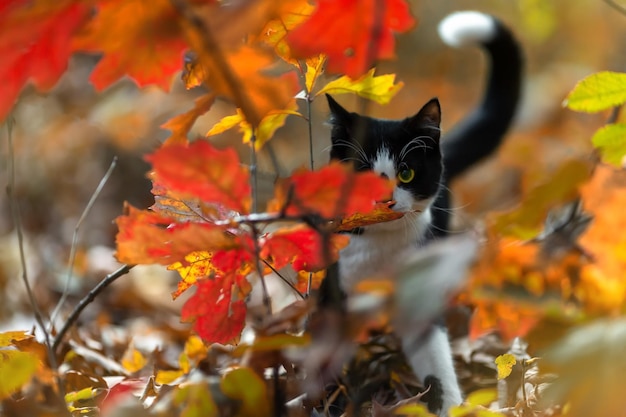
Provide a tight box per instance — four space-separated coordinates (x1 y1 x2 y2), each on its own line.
406 98 441 141
326 94 352 126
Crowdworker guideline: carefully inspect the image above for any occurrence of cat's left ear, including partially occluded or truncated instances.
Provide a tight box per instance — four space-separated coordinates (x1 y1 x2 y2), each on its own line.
406 98 441 141
326 94 352 126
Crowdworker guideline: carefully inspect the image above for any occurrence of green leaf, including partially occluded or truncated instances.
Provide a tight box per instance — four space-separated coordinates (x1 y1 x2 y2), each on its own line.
564 71 626 112
493 159 591 239
495 354 517 380
592 123 626 167
0 350 38 400
316 69 403 105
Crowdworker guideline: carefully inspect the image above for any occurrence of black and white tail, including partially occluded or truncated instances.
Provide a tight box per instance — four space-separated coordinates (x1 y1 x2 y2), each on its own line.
430 11 523 237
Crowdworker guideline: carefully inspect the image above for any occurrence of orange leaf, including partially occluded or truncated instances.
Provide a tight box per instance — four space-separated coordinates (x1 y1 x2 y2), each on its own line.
151 183 219 223
115 204 242 265
286 0 415 78
147 140 251 214
181 276 246 344
0 0 91 121
72 0 189 91
161 93 216 145
261 225 349 272
333 201 404 232
257 0 315 65
182 44 299 127
268 163 394 219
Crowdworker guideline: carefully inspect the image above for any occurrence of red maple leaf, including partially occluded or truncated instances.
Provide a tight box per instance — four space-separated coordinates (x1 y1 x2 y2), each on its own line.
72 0 189 91
261 225 350 272
115 204 243 265
0 0 91 121
147 140 251 214
181 276 247 344
268 163 394 219
286 0 415 78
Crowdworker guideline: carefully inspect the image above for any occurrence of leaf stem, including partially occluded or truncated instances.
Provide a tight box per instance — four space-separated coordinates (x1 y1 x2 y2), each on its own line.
52 264 134 352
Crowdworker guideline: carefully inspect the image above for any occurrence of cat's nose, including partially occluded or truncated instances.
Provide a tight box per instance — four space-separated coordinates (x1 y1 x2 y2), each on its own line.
380 173 389 179
388 201 396 209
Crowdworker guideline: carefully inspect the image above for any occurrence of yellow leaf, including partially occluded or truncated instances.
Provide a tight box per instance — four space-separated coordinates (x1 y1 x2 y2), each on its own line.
394 403 433 416
174 381 217 416
564 71 626 113
0 331 32 347
0 350 38 400
221 367 270 417
466 388 498 406
156 369 184 385
207 103 302 150
316 68 403 105
250 102 301 149
206 110 245 137
65 387 97 404
495 353 516 380
169 251 215 299
121 347 146 373
305 55 326 93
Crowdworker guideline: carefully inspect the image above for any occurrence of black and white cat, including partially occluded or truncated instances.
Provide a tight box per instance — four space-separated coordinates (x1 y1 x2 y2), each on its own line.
326 11 522 416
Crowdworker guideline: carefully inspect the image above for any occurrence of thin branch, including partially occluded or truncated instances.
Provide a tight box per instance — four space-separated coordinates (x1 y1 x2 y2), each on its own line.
170 0 258 125
250 135 259 213
262 260 306 300
5 119 57 369
52 264 134 352
50 157 118 329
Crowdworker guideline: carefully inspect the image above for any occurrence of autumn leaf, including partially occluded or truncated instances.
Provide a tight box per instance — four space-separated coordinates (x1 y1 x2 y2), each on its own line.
268 163 394 219
182 44 299 127
492 159 592 239
591 123 626 167
564 71 626 112
0 350 38 400
495 354 516 380
115 205 241 265
258 0 315 65
304 55 327 93
0 0 91 121
286 0 416 78
181 276 246 344
151 183 218 224
147 140 251 214
261 225 349 272
220 367 271 417
161 93 216 145
168 251 215 298
207 102 302 149
317 69 404 104
333 201 404 232
72 0 189 91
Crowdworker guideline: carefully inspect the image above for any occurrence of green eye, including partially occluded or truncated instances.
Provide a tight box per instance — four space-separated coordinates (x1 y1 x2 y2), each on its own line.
397 168 415 183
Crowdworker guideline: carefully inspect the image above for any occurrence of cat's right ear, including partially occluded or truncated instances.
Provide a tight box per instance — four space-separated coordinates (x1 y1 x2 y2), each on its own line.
326 94 352 125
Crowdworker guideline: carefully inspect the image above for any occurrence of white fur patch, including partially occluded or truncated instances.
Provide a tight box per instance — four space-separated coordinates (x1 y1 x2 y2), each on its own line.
438 11 496 48
372 147 395 179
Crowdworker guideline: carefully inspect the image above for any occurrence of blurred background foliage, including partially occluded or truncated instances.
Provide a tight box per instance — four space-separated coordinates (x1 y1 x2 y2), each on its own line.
0 0 621 364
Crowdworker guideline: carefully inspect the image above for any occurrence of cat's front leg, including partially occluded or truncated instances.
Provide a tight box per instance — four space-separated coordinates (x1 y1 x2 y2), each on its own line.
401 325 462 416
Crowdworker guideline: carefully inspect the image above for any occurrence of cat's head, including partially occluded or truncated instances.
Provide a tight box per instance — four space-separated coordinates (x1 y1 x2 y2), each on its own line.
326 94 443 215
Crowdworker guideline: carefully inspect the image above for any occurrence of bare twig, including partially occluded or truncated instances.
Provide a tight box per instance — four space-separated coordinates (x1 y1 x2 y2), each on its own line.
52 264 134 352
49 157 118 329
262 260 306 300
5 119 57 370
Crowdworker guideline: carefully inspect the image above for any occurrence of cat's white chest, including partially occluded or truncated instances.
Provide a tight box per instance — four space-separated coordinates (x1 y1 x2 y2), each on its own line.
338 211 431 291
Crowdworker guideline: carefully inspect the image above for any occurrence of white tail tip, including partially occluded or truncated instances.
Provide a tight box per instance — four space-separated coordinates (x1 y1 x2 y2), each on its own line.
438 11 497 48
